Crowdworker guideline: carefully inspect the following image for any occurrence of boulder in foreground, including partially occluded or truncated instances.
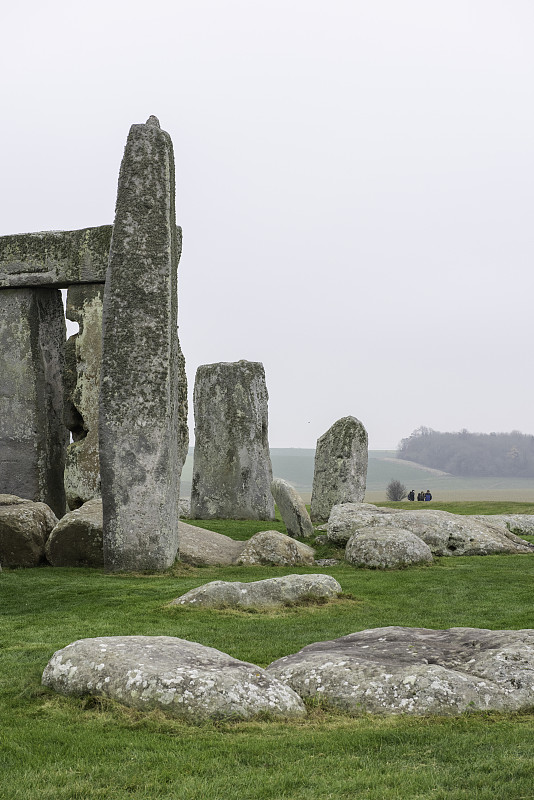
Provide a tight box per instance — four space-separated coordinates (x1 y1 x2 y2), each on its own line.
267 626 534 715
42 636 306 721
170 574 342 608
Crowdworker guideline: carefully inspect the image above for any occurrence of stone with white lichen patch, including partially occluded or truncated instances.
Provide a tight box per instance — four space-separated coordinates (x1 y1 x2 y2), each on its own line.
170 574 342 608
42 636 306 721
267 626 534 715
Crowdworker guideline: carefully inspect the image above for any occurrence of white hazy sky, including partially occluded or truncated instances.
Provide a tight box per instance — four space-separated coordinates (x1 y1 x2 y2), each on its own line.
1 1 533 449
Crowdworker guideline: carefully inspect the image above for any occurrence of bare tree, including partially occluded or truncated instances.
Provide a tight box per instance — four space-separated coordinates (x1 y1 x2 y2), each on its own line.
386 479 407 501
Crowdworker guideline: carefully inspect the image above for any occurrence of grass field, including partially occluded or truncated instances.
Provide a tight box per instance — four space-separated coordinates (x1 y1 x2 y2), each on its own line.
1 503 534 799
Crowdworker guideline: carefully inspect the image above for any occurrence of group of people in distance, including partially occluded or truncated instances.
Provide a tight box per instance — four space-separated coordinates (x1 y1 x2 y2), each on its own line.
407 489 432 502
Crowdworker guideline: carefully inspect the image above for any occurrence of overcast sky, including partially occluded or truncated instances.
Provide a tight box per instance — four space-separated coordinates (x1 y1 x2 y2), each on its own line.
2 1 533 449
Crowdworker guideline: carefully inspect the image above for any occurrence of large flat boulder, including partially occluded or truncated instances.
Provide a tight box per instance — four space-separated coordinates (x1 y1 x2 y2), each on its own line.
42 636 306 721
170 574 342 608
0 495 58 567
267 626 534 715
327 503 534 556
236 530 315 566
45 499 104 567
345 527 433 568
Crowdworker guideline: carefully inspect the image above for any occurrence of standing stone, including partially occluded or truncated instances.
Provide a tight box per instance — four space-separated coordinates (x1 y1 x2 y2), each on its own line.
271 477 314 538
310 416 368 522
64 284 104 510
99 116 184 571
0 288 67 517
191 361 275 520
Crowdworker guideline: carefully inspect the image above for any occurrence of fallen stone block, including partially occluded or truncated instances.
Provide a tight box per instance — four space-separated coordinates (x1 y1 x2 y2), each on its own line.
42 635 306 721
170 574 342 608
267 626 534 715
178 520 243 566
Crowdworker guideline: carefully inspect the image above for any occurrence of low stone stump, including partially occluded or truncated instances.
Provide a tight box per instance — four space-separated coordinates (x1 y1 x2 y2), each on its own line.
271 478 314 539
327 503 534 556
170 574 342 609
345 527 433 568
45 499 104 567
237 530 315 566
0 495 58 567
42 636 306 721
267 626 534 716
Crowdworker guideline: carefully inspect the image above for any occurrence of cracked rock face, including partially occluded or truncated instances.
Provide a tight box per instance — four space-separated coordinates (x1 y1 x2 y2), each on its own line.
327 503 534 556
170 574 342 608
42 636 306 721
345 527 433 568
267 626 534 715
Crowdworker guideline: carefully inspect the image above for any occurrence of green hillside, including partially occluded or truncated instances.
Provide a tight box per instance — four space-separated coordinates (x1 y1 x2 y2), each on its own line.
181 448 534 502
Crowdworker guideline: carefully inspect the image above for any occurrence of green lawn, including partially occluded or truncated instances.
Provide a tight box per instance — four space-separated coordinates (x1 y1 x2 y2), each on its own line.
1 504 534 799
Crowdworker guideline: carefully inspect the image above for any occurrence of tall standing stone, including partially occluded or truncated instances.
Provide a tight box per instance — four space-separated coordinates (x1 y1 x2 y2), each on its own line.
191 361 275 520
310 416 368 522
64 284 104 510
99 116 184 571
0 288 67 517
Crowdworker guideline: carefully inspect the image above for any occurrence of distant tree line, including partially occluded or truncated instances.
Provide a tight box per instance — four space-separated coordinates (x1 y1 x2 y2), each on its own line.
397 427 534 477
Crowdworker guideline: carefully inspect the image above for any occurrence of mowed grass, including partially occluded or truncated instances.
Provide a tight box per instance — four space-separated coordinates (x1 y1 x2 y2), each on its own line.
2 503 534 799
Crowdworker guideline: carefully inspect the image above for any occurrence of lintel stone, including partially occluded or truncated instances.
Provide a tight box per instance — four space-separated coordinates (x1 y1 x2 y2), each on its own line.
0 225 112 288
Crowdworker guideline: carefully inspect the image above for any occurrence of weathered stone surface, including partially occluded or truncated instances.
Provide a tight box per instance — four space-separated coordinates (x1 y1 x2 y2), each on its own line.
0 494 58 567
267 626 534 715
327 503 534 556
310 417 368 522
470 514 534 537
0 226 111 288
42 635 306 721
170 574 342 608
178 520 243 566
0 288 68 517
99 116 185 571
191 361 274 520
64 284 104 510
237 530 315 566
345 527 433 568
45 498 104 567
271 478 313 539
178 498 191 518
